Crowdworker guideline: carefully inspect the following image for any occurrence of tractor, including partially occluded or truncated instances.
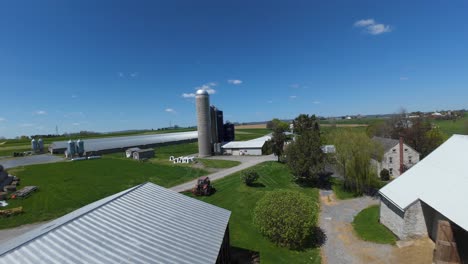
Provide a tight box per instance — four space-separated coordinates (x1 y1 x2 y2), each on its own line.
192 176 215 196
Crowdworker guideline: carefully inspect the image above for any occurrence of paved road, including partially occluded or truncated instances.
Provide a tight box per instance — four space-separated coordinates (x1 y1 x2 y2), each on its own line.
170 154 276 192
0 154 64 169
319 189 434 264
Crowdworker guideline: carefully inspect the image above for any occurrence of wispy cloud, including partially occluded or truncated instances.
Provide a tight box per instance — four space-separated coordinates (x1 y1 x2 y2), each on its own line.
354 18 392 35
130 72 138 78
290 83 300 89
71 94 78 98
289 95 297 99
0 117 5 122
228 79 243 85
400 77 409 81
72 123 80 126
182 82 217 98
312 101 321 104
182 93 196 98
267 100 273 104
165 108 176 113
118 72 124 78
20 123 34 127
34 110 47 115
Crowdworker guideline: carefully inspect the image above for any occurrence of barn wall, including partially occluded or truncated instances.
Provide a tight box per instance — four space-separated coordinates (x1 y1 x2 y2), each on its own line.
380 198 428 240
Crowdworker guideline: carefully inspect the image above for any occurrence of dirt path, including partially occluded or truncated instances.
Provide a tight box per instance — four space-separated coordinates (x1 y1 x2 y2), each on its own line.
319 189 434 264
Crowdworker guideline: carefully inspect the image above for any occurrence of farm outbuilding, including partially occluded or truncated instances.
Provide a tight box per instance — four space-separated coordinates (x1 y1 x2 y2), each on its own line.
379 135 468 262
132 148 155 160
0 182 232 264
222 135 271 155
125 147 141 158
48 131 198 155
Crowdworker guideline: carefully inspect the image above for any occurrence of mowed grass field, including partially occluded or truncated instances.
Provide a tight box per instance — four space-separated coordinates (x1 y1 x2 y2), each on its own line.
187 162 321 264
353 205 397 245
1 155 208 229
433 113 468 135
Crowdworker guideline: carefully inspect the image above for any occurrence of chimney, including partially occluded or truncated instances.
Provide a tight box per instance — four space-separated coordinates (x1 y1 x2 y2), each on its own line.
399 136 404 174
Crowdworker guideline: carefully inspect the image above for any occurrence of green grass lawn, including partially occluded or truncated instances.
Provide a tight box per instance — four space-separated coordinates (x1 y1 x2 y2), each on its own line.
196 158 241 168
331 178 361 200
1 157 207 229
188 162 321 264
352 205 397 245
432 113 468 135
235 128 271 141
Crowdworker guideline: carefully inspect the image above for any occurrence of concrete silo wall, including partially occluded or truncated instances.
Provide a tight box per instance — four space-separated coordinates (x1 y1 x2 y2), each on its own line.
196 91 212 157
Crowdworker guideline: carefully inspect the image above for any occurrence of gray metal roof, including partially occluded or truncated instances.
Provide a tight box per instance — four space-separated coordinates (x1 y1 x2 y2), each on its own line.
49 131 198 152
372 136 399 152
0 182 231 264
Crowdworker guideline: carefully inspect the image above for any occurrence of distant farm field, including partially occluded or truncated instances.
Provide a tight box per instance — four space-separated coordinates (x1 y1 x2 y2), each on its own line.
433 113 468 135
235 124 267 129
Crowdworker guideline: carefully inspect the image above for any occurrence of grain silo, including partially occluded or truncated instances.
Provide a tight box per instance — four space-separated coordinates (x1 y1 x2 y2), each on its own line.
196 89 212 157
76 139 85 156
38 138 44 152
31 139 38 152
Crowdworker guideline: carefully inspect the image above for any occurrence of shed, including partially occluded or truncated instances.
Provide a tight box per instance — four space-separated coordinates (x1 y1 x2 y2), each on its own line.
221 135 271 155
132 148 155 160
0 182 232 264
379 135 468 260
125 147 141 158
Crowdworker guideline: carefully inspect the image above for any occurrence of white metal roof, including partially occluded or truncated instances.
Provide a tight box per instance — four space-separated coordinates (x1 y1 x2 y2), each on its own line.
0 182 231 264
379 134 468 231
222 135 271 149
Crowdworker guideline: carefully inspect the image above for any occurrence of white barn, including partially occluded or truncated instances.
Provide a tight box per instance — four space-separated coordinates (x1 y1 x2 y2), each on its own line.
379 135 468 260
222 135 271 156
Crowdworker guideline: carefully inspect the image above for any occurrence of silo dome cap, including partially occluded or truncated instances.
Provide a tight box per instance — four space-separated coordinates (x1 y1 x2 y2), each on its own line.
196 89 209 95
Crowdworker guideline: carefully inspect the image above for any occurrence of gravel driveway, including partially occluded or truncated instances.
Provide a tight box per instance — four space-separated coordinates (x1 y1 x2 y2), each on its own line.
319 189 434 264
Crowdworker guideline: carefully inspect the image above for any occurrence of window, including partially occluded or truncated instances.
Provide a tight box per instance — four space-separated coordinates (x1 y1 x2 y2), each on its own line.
389 157 393 164
392 149 396 152
405 148 408 152
409 156 412 163
389 168 393 175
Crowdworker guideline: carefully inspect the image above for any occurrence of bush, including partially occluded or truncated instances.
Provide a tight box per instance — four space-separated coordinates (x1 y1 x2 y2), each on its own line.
253 190 319 249
241 170 260 186
380 169 390 181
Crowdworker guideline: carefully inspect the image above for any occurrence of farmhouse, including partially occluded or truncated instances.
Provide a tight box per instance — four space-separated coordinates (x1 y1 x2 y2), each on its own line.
222 135 271 155
379 135 468 261
0 182 232 264
371 136 420 177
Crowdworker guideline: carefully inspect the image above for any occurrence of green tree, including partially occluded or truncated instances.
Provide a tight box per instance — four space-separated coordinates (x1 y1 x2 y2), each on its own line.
292 114 319 135
253 190 319 249
285 130 324 184
329 130 382 194
240 170 260 186
267 118 289 131
270 126 286 162
422 127 446 157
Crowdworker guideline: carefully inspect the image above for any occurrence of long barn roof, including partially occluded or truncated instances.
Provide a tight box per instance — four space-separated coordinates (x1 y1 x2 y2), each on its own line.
0 182 231 264
49 131 198 152
379 134 468 231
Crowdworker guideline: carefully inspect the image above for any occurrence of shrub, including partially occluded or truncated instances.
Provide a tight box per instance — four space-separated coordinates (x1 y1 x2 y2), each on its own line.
240 170 260 186
380 169 390 181
253 190 319 249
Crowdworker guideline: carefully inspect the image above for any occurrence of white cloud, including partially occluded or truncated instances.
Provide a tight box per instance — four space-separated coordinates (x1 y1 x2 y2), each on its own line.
72 123 80 126
289 95 297 99
354 18 392 35
71 94 78 98
130 72 138 78
34 110 47 115
354 19 375 27
267 100 273 103
182 93 196 98
165 108 176 113
20 123 34 127
228 79 243 85
0 117 5 122
400 77 409 81
118 72 124 78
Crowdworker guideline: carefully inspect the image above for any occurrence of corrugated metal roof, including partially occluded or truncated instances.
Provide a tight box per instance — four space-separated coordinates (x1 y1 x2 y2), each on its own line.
0 182 231 264
222 135 271 149
379 134 468 231
49 131 198 152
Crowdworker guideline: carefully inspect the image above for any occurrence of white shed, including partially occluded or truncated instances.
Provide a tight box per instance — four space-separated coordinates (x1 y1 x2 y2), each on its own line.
222 135 271 156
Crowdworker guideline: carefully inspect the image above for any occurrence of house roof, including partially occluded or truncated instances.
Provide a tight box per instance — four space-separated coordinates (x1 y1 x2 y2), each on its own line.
372 136 400 152
222 135 272 149
379 135 468 231
0 182 231 264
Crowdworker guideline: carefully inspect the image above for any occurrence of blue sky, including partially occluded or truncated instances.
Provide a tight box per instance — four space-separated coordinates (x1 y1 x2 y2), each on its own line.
1 0 467 138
